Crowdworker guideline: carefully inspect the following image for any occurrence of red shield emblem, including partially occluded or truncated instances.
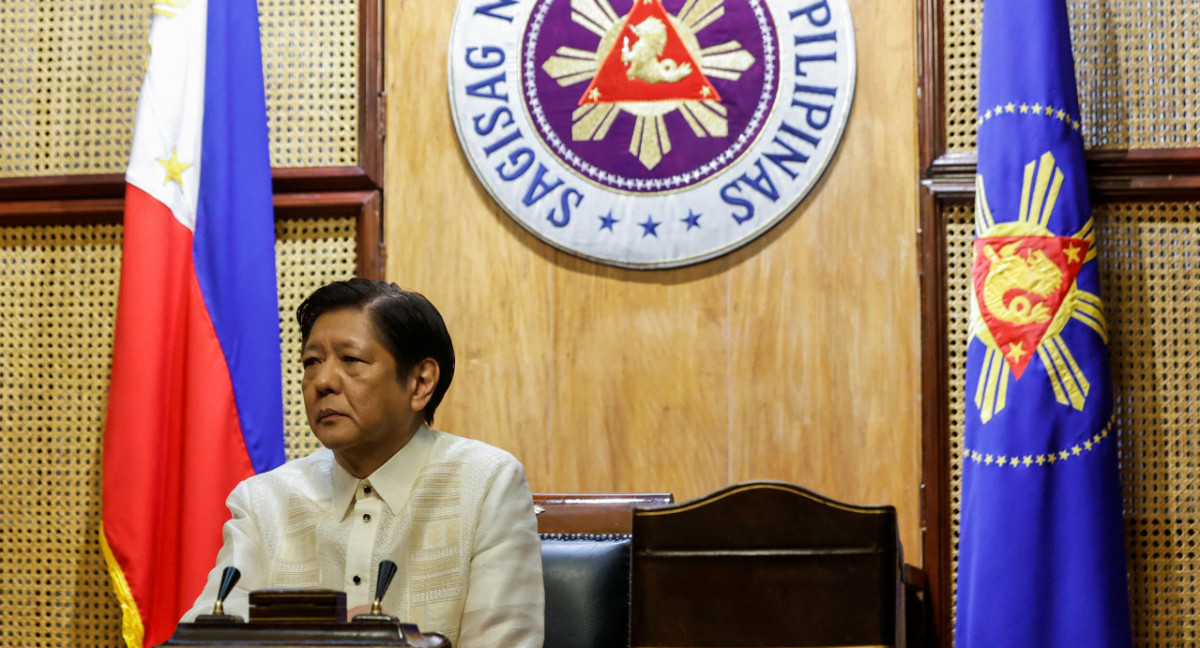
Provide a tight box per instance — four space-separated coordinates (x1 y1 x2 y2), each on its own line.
578 0 721 104
972 236 1089 379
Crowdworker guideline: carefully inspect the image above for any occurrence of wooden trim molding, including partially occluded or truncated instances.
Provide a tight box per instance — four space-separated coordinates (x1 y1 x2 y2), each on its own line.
0 167 381 203
916 3 955 643
917 0 946 173
273 190 385 280
0 174 126 203
0 198 125 226
359 0 385 188
0 190 385 282
927 149 1200 200
917 186 952 648
354 191 385 280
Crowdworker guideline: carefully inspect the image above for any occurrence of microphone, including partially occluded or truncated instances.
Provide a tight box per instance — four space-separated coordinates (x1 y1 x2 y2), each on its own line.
353 560 399 622
372 560 398 615
195 566 243 623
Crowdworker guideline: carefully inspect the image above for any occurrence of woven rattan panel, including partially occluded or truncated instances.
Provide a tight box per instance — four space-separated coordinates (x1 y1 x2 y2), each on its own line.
0 224 123 645
944 204 973 633
0 216 355 646
946 201 1200 645
259 0 360 168
942 0 1200 151
276 217 358 457
0 0 358 177
0 2 147 176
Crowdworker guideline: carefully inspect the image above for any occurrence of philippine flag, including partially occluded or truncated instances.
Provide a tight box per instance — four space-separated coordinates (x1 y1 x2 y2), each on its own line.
99 1 286 646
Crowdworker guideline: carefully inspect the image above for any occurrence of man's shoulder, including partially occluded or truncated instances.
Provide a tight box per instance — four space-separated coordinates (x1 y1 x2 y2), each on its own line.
427 428 524 474
236 448 335 496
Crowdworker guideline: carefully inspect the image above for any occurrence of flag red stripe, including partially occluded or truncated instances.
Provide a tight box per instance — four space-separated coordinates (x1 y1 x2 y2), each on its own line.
102 184 256 646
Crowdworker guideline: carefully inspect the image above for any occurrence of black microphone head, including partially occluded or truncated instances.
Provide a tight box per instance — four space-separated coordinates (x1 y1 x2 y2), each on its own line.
376 560 398 601
217 567 242 602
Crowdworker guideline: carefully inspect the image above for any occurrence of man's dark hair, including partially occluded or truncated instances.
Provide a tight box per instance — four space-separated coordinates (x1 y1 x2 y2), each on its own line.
296 278 455 424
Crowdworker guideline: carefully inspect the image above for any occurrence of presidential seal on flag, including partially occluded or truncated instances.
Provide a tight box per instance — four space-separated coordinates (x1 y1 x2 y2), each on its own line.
969 151 1108 426
448 0 856 268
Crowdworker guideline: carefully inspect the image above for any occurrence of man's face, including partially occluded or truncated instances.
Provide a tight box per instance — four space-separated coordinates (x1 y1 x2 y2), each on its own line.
301 307 420 475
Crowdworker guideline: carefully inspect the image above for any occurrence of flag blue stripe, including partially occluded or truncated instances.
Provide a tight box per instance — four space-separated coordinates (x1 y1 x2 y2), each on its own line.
193 0 286 474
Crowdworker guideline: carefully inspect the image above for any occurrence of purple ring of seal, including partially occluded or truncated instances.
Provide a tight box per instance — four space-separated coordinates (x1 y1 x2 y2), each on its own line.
521 0 779 193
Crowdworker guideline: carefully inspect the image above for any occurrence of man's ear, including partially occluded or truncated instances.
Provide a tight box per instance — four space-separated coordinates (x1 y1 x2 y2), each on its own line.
408 358 440 412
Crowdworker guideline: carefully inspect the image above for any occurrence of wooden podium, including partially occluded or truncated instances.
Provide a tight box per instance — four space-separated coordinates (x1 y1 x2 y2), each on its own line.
158 585 450 647
159 617 449 647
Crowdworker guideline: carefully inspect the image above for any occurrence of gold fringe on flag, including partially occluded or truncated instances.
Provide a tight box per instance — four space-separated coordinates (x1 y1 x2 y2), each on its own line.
99 522 146 648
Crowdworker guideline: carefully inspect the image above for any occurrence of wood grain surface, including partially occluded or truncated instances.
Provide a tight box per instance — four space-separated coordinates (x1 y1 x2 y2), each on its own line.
384 0 922 558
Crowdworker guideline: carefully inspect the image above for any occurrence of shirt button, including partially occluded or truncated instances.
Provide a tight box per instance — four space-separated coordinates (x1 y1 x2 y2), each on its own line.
353 575 361 585
363 513 371 522
364 486 373 494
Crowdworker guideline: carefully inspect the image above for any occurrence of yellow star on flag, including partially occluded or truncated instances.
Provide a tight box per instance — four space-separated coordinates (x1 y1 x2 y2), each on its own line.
157 148 193 188
1064 245 1081 263
1005 341 1027 363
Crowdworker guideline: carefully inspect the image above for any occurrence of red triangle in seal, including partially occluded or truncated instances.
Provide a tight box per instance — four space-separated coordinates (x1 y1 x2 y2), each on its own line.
578 0 721 105
972 236 1089 380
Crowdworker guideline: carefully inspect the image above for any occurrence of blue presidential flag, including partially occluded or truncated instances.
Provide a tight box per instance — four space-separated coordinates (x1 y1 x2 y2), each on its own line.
956 0 1132 646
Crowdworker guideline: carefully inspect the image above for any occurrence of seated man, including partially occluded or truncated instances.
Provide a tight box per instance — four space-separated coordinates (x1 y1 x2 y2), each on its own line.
184 279 544 647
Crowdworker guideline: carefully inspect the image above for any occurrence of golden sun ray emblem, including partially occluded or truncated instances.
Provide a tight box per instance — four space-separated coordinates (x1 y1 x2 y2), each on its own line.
970 151 1108 423
540 0 756 170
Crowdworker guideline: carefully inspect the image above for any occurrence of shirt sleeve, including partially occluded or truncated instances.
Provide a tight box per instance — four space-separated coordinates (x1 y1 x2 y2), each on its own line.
180 481 268 622
456 459 545 648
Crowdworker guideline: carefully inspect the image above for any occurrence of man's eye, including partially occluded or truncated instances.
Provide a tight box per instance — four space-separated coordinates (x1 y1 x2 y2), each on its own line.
302 357 319 368
344 356 364 364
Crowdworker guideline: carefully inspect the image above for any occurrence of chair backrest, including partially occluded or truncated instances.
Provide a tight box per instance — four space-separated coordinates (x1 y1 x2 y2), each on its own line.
630 482 903 648
535 493 673 648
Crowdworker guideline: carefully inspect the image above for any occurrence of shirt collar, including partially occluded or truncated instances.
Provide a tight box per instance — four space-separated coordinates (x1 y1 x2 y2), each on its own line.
330 424 436 518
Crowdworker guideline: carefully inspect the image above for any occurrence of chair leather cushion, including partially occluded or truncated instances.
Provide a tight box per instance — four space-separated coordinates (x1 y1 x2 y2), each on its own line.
541 535 631 648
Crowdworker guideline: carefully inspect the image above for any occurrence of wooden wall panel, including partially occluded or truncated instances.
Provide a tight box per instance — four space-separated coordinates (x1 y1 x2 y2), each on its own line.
385 0 553 482
545 258 732 499
386 0 922 556
727 2 923 537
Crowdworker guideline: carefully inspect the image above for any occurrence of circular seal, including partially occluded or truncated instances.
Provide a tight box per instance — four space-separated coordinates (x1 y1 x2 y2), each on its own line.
448 0 856 269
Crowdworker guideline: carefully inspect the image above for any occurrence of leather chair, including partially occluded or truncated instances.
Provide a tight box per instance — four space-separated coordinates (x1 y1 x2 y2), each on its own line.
541 533 632 648
534 494 672 648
